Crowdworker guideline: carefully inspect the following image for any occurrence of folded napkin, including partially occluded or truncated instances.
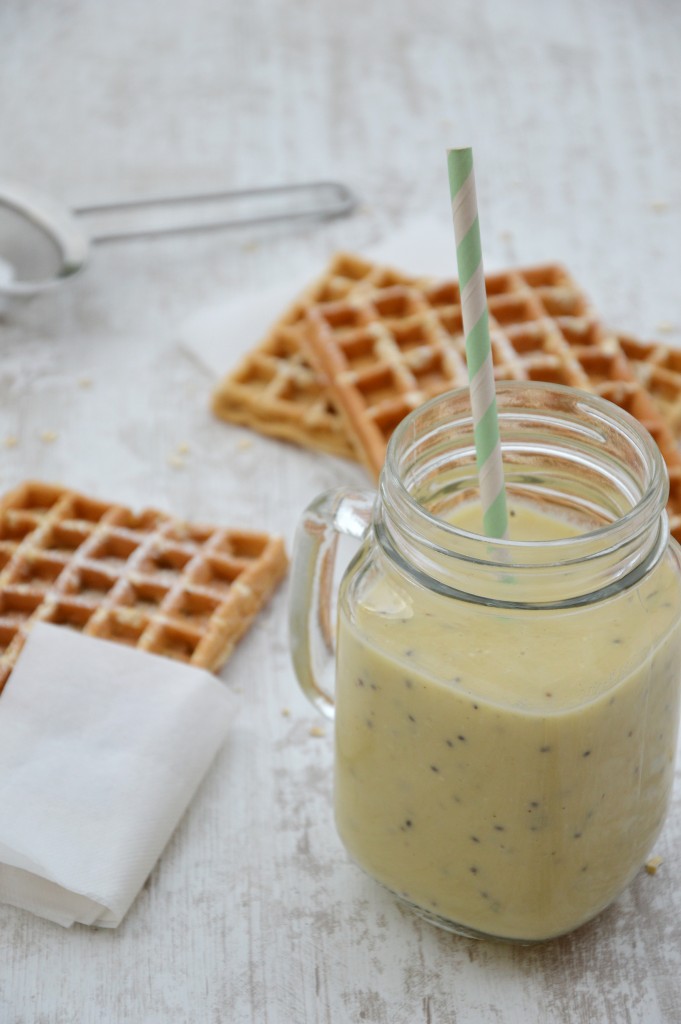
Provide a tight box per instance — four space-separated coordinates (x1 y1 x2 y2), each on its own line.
0 623 234 928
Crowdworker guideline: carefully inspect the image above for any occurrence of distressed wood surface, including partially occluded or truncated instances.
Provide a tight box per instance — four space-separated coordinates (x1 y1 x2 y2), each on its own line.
1 1 681 1021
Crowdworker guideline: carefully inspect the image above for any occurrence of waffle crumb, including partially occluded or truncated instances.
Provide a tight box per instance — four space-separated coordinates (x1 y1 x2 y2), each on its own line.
176 441 190 455
237 438 253 451
281 708 291 717
3 436 18 448
650 200 669 212
40 430 58 443
645 855 663 875
167 454 186 469
656 321 675 334
309 725 326 738
77 375 93 388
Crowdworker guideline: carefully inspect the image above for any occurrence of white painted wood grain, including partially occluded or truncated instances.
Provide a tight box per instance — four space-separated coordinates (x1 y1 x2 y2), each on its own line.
1 0 680 1020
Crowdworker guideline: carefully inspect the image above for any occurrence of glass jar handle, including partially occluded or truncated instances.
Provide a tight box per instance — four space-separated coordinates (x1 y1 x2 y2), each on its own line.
289 488 375 719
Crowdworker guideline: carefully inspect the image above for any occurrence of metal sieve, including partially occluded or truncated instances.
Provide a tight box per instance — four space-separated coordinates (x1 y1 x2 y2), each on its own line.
0 178 357 297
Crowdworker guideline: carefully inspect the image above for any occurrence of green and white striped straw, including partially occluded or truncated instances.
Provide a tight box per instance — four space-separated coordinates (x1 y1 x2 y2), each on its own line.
447 147 508 539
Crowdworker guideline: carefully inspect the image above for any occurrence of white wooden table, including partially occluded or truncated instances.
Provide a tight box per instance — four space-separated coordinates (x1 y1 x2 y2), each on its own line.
1 1 680 1020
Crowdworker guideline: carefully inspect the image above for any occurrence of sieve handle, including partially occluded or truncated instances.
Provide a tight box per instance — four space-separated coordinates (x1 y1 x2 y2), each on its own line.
76 180 357 243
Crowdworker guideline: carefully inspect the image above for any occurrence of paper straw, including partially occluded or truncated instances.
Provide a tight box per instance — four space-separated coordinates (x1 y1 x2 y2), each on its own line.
447 148 508 539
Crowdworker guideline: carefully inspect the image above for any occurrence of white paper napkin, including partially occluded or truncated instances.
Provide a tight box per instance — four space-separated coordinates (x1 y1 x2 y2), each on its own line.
178 218 461 377
0 623 234 928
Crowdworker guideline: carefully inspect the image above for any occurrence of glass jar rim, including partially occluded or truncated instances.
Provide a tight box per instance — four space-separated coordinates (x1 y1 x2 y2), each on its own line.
381 381 668 567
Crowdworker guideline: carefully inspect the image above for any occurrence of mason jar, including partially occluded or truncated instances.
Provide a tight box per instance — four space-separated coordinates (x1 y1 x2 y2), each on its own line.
289 382 681 943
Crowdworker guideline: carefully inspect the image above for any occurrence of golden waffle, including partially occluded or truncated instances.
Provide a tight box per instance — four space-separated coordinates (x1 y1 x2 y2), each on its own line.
301 263 681 541
0 481 288 693
616 333 681 443
211 252 424 459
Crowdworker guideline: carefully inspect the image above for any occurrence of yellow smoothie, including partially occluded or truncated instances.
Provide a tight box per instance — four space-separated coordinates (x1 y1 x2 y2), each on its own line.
334 501 681 941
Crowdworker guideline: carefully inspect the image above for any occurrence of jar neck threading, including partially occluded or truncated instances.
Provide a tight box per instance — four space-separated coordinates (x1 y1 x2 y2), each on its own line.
377 383 669 608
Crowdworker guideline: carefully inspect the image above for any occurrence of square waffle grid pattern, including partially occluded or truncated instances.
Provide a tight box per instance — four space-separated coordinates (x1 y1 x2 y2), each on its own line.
211 252 427 459
302 263 681 541
0 482 288 693
616 334 681 443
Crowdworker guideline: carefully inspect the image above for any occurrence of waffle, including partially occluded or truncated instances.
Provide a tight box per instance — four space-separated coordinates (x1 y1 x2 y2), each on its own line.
616 333 681 443
301 262 681 541
0 481 288 693
211 252 424 459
